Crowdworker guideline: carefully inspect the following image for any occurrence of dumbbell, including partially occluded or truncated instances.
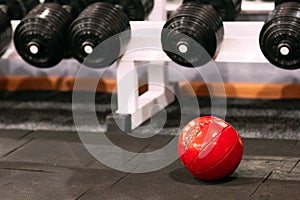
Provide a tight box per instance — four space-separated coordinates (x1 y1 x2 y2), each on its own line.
104 0 154 21
45 0 154 20
183 0 242 21
259 2 300 69
67 0 154 68
13 1 93 68
161 1 224 67
14 3 73 68
0 0 39 20
0 6 12 56
43 0 94 18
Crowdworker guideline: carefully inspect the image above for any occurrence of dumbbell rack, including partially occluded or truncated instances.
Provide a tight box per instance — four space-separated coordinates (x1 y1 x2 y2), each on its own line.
3 0 296 131
114 52 175 131
3 21 295 128
112 22 174 131
110 21 270 131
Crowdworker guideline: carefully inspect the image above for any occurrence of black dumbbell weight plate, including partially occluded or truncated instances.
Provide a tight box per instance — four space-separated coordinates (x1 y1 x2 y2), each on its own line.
68 2 131 68
162 2 223 67
183 0 241 21
14 3 72 68
260 2 300 69
104 0 154 20
0 0 39 20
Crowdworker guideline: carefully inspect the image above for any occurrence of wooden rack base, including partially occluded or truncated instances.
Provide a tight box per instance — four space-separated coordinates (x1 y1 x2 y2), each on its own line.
2 76 300 99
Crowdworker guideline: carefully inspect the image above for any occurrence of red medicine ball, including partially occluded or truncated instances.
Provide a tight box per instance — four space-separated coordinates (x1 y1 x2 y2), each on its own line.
178 116 243 181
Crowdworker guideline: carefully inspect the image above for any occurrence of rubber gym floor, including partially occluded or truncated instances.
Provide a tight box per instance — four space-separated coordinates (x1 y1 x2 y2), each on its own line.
0 91 299 199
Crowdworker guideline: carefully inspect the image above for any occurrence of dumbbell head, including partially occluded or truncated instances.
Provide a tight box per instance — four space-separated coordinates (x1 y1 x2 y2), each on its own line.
14 3 73 68
68 2 131 68
44 0 95 17
104 0 154 20
275 0 300 6
161 2 224 67
0 0 39 20
183 0 242 21
45 0 154 20
259 2 300 69
0 9 12 56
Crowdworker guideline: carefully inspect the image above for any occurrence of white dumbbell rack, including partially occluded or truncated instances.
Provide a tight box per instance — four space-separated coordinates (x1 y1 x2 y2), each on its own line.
110 20 270 131
108 21 175 131
115 0 275 132
2 0 285 132
111 0 274 131
5 22 270 132
115 52 175 131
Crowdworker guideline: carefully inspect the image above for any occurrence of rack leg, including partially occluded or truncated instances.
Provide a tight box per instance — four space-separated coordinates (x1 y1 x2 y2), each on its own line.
109 61 174 132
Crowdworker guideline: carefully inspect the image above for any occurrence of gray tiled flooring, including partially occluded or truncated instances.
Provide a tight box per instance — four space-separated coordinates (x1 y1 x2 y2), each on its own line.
0 129 299 199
